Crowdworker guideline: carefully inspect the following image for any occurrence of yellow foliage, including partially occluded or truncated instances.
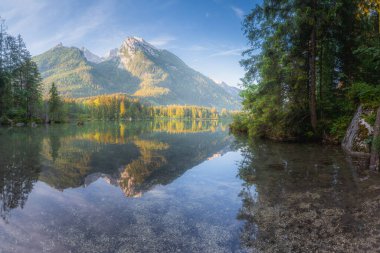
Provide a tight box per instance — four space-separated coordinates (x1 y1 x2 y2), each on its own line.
120 102 126 117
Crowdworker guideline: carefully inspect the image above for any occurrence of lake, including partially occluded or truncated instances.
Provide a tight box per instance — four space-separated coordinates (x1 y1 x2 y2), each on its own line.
0 120 380 252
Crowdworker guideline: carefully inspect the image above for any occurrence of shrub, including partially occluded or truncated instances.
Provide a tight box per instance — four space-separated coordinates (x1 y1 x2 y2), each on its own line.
348 83 380 108
230 112 250 134
363 112 376 126
330 116 352 141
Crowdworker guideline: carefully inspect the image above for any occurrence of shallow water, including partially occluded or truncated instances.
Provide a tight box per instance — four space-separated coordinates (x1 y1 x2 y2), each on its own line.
0 121 379 252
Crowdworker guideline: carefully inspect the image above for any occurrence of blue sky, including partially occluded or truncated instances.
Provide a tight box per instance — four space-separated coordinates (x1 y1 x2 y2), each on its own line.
0 0 257 87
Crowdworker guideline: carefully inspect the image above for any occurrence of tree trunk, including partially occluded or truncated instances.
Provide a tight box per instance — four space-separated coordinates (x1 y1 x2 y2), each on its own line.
309 1 318 133
370 107 380 170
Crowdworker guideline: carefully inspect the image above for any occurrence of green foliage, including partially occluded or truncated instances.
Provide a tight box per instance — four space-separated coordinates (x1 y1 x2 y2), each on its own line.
363 112 377 126
229 112 250 134
48 82 62 122
354 45 380 84
329 116 352 141
347 82 380 108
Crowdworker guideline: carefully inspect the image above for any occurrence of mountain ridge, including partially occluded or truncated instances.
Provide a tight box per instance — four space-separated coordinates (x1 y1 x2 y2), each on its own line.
33 37 241 110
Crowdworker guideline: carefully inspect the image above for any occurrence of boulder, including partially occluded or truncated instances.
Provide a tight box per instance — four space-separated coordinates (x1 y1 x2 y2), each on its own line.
342 106 372 156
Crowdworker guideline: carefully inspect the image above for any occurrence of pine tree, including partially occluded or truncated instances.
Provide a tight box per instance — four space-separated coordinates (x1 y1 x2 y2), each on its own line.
48 82 61 122
0 18 42 121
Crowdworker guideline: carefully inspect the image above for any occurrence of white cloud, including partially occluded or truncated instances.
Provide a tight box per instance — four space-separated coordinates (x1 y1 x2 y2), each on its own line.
148 35 176 47
0 0 115 55
231 6 244 19
210 47 247 57
1 0 48 34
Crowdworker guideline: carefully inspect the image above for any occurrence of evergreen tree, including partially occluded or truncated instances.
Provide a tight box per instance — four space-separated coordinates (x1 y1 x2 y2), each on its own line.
21 58 42 120
48 82 61 122
0 18 42 122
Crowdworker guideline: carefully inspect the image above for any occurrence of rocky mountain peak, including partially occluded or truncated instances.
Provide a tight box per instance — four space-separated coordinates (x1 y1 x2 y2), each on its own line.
81 47 103 63
122 36 159 57
105 48 119 60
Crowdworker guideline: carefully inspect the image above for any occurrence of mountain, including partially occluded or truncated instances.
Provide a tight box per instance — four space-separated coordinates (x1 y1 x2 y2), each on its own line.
33 43 139 97
216 81 241 100
33 37 241 109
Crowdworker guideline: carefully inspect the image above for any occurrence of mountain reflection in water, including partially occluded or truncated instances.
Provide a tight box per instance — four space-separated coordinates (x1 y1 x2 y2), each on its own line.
0 120 232 218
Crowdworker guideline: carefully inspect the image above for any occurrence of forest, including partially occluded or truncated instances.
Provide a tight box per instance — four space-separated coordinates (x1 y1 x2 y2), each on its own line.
231 0 380 143
57 94 229 122
151 105 228 119
0 19 41 123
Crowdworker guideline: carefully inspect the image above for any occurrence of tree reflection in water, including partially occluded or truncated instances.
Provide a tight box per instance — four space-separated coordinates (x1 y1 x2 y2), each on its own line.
235 137 380 252
0 129 41 220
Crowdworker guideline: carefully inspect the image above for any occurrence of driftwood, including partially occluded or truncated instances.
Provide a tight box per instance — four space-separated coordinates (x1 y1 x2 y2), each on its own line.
369 107 380 170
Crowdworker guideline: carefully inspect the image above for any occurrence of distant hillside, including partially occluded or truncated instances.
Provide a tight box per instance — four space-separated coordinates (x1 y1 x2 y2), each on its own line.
216 81 241 99
33 44 139 97
33 37 241 110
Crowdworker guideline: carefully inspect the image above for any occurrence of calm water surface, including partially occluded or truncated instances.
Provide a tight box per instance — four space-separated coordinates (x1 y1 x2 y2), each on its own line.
0 120 380 253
